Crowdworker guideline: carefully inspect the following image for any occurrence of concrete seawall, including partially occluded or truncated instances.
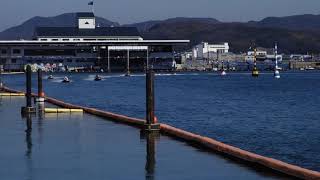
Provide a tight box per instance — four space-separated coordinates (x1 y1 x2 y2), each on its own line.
2 86 320 179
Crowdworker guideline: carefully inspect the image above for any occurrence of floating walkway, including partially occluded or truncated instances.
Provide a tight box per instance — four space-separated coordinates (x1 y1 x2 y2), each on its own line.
1 86 320 179
0 92 25 96
44 108 83 113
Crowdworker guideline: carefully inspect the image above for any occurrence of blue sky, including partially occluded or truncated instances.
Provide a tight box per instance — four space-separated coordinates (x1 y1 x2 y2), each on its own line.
0 0 319 31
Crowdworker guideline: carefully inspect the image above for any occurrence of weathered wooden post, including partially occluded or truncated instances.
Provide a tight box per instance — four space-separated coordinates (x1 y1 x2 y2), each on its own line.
0 64 3 90
25 113 32 157
21 65 36 114
125 49 130 76
145 132 156 178
144 70 160 131
35 69 45 102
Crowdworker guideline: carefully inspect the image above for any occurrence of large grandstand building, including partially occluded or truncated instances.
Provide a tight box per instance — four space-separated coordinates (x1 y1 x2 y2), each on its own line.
0 12 189 72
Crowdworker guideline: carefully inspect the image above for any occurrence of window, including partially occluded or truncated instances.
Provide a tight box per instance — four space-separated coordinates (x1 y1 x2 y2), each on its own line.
0 58 6 64
62 39 69 41
52 39 59 41
40 39 47 41
73 39 81 41
1 49 7 54
12 49 21 54
11 59 17 63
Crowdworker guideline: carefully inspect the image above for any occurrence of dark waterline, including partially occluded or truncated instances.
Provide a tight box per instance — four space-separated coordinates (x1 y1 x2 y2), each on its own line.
2 71 320 172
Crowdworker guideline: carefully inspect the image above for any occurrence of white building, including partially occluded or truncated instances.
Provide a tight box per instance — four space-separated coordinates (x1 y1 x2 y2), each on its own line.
0 12 189 71
192 42 229 60
245 47 282 62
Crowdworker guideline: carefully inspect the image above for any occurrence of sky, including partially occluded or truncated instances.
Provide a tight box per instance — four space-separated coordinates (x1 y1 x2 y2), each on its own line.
0 0 319 31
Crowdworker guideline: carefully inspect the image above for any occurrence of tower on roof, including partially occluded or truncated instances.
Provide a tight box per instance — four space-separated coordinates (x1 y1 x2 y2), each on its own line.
77 12 95 29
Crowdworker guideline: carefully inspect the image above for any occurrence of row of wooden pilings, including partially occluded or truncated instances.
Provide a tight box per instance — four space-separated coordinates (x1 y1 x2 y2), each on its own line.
1 65 320 179
19 65 160 132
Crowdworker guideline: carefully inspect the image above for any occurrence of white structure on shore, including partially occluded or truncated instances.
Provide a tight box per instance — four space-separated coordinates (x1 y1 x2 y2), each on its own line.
192 42 229 60
245 47 282 62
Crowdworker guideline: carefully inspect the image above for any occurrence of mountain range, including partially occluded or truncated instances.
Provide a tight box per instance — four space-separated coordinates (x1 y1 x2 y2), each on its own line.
1 13 320 53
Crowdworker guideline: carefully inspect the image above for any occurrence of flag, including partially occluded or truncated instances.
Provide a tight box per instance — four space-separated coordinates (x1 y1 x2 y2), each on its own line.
88 1 94 5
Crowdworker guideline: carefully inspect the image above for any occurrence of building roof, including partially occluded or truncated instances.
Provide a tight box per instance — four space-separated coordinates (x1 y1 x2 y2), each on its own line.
35 27 141 37
77 12 95 18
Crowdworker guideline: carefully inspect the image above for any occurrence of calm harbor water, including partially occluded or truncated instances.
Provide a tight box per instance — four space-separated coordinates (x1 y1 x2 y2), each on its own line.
0 97 288 179
2 71 320 172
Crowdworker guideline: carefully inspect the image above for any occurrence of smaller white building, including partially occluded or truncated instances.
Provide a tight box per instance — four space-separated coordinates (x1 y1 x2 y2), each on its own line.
245 47 282 62
78 12 96 29
192 42 229 60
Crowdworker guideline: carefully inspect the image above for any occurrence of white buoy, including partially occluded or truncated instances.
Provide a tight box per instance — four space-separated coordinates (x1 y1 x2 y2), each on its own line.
274 43 280 79
274 69 280 79
221 60 227 76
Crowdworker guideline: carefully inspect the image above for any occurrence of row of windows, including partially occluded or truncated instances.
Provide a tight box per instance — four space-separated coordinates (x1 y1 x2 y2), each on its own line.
39 38 141 41
0 49 21 54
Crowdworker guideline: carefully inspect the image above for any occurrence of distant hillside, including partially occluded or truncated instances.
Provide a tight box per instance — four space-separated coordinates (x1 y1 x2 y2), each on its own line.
1 13 320 53
0 13 119 40
133 18 320 53
249 14 320 30
126 17 220 32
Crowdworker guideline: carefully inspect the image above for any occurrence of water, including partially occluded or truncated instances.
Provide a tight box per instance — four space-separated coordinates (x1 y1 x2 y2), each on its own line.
2 71 320 172
0 97 287 179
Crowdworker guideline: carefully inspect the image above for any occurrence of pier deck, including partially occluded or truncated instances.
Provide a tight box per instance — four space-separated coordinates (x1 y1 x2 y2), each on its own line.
0 97 291 180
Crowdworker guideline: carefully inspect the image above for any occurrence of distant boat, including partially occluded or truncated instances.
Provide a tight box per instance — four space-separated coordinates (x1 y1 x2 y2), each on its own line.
300 68 305 71
48 75 54 80
306 66 315 70
62 76 70 83
212 67 218 71
94 75 102 81
221 70 227 76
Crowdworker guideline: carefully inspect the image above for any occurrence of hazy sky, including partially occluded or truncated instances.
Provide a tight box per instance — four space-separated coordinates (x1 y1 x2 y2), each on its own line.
0 0 319 31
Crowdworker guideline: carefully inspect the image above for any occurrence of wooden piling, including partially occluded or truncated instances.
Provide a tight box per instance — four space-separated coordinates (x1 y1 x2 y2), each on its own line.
145 70 160 131
21 65 36 114
35 69 45 102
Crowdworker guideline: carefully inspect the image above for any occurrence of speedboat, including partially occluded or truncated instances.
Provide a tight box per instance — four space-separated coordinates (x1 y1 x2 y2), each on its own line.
62 76 70 83
306 66 315 70
94 75 102 81
48 75 54 80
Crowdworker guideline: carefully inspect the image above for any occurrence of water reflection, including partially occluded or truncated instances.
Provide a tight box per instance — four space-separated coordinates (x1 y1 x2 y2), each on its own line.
25 114 33 158
37 103 44 144
141 131 160 180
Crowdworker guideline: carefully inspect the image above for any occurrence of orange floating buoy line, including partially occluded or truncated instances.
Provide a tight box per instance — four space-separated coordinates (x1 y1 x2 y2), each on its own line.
2 85 320 179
